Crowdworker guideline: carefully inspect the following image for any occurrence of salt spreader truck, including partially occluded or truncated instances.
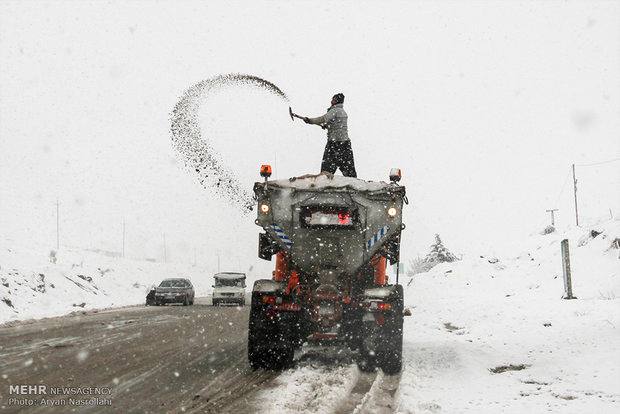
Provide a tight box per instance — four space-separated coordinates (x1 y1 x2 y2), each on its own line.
248 166 407 373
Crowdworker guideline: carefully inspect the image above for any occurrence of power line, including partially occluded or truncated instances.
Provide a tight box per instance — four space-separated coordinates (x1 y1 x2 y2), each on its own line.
544 158 619 228
575 157 620 167
573 157 620 226
534 168 571 231
553 168 572 207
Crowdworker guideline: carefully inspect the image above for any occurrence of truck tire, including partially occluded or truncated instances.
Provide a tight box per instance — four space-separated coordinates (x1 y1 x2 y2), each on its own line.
377 284 404 374
358 285 404 374
248 293 294 370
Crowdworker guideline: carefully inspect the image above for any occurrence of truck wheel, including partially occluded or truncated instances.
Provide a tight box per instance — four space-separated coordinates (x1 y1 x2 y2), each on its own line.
358 285 404 374
377 285 404 374
248 295 293 370
376 319 403 374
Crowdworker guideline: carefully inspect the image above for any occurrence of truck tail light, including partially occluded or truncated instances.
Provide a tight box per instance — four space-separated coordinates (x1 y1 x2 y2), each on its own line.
366 301 392 311
261 295 276 305
377 302 392 311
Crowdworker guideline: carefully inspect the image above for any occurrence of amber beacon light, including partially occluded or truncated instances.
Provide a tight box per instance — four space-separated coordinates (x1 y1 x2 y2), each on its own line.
260 164 272 179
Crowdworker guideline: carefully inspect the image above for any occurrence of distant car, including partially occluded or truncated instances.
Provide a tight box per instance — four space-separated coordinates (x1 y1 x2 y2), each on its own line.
153 278 195 306
212 272 246 306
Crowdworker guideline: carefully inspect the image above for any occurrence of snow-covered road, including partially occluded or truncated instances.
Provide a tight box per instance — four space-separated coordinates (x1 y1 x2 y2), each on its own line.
0 300 277 413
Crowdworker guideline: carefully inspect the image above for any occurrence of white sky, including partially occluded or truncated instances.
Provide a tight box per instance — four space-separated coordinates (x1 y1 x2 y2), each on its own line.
1 1 619 276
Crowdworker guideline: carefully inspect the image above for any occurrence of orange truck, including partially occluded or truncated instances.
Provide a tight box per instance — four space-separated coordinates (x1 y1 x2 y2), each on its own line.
248 167 407 373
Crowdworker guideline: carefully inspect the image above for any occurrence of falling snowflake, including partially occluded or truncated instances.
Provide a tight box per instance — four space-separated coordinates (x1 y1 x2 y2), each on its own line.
76 350 89 362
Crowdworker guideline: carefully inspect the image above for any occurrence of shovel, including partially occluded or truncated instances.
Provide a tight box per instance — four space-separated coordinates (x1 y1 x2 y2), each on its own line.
289 107 304 121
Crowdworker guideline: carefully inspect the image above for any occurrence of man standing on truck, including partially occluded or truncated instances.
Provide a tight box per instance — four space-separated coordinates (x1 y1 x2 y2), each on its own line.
302 93 357 178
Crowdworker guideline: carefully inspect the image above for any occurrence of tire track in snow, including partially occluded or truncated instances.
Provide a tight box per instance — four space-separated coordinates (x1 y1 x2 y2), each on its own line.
255 362 359 414
348 371 401 414
252 349 402 414
186 344 277 414
335 371 379 413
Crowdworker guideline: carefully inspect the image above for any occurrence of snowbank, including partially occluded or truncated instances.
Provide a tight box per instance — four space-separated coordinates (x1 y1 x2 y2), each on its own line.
0 239 213 325
397 219 620 413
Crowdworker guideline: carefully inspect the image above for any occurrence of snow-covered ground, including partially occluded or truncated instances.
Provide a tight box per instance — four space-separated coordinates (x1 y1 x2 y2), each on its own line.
0 238 213 325
399 219 620 413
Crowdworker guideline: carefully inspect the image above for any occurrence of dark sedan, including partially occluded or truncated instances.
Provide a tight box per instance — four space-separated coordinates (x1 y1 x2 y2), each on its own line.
152 278 195 306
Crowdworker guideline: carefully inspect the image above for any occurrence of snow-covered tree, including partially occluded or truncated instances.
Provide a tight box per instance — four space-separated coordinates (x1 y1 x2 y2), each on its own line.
424 234 458 264
408 234 458 275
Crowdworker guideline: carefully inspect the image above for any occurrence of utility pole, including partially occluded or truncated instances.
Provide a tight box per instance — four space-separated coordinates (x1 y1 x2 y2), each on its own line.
217 253 220 273
572 163 579 226
122 220 126 258
56 199 60 250
163 233 167 263
545 209 558 226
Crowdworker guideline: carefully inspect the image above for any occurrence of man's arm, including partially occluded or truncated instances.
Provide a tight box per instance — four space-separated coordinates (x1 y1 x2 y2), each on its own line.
304 108 336 126
304 114 326 125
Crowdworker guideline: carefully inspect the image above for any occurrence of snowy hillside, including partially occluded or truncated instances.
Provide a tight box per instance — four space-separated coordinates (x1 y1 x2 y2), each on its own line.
0 239 214 325
397 219 619 413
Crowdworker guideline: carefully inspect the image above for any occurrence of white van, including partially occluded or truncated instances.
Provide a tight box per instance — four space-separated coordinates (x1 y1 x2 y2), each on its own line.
212 272 246 306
